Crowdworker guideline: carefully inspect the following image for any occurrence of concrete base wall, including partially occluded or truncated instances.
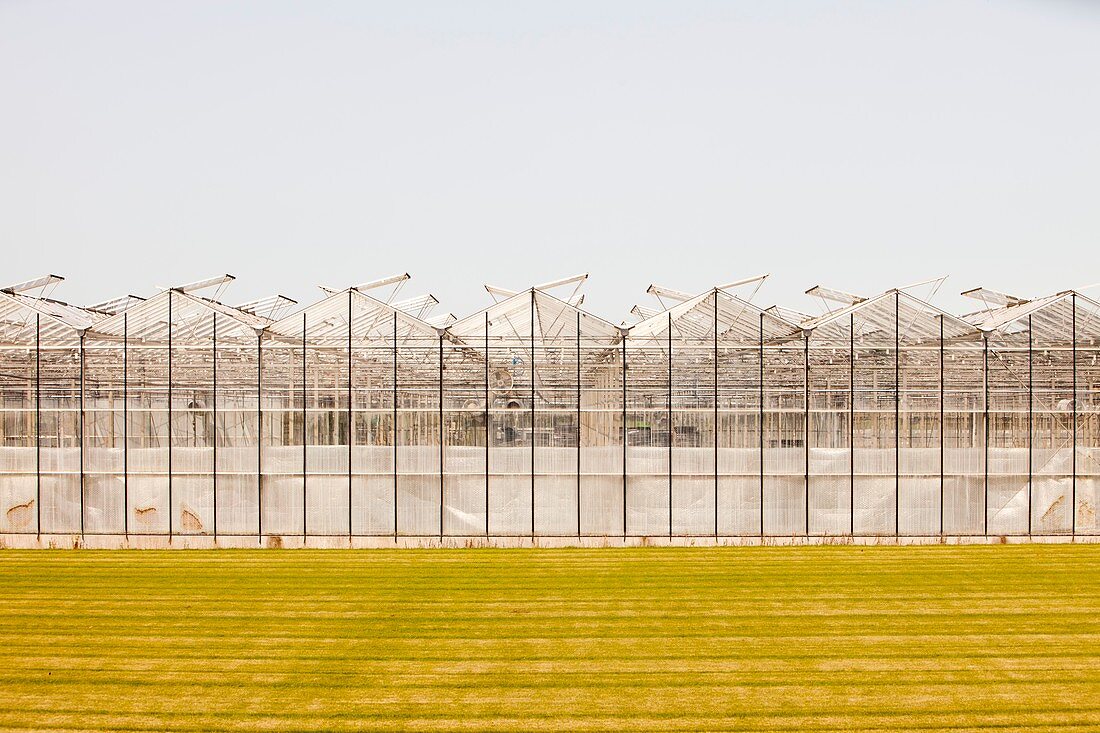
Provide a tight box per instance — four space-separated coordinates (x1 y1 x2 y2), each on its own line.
2 533 1097 549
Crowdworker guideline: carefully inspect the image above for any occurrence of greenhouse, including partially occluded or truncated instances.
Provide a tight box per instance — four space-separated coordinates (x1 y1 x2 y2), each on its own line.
0 273 1096 544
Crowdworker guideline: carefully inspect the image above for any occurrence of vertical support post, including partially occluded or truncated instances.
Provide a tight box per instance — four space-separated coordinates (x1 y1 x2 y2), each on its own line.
804 335 809 536
35 314 40 537
485 312 490 537
983 333 989 537
347 291 353 538
257 331 263 544
302 312 307 540
439 332 444 539
622 337 627 538
1072 293 1077 535
79 330 85 537
392 311 398 540
667 312 672 538
850 313 855 536
167 291 172 539
576 310 581 538
530 292 535 537
123 313 128 537
939 316 944 536
758 312 764 537
1027 314 1033 537
895 291 900 537
713 293 718 539
212 313 217 539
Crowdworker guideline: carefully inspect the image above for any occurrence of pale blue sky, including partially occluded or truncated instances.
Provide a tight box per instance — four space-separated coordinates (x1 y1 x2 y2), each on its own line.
1 0 1098 320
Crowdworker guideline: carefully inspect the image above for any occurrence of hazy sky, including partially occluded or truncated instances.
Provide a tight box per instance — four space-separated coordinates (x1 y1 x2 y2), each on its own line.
2 0 1098 322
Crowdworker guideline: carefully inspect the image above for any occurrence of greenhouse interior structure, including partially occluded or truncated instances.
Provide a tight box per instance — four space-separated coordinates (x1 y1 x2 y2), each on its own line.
0 273 1097 546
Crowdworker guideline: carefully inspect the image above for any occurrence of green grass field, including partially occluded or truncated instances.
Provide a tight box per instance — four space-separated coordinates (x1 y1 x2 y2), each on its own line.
0 546 1097 732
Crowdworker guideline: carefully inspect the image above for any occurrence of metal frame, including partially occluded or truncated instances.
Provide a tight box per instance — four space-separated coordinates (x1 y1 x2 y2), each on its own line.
2 279 1096 541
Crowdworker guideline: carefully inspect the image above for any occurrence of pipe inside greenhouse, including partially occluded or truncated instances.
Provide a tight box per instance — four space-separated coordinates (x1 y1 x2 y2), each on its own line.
0 280 1097 546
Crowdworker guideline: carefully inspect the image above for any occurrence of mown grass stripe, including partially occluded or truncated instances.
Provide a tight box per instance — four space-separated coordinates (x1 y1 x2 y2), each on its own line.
0 546 1096 731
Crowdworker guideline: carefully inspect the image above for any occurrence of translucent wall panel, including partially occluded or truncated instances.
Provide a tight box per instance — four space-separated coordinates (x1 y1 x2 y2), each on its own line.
533 307 579 536
851 299 897 536
451 295 542 538
83 334 125 534
486 333 530 536
674 326 716 538
305 315 350 537
0 339 37 533
943 339 985 535
1077 296 1100 534
397 334 441 536
171 321 215 536
215 332 260 536
986 326 1029 535
38 333 83 534
716 337 758 537
351 341 394 536
898 335 942 537
763 334 807 535
444 334 487 537
124 335 168 534
807 330 851 537
261 335 303 536
1030 300 1074 534
580 337 623 536
625 334 669 537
